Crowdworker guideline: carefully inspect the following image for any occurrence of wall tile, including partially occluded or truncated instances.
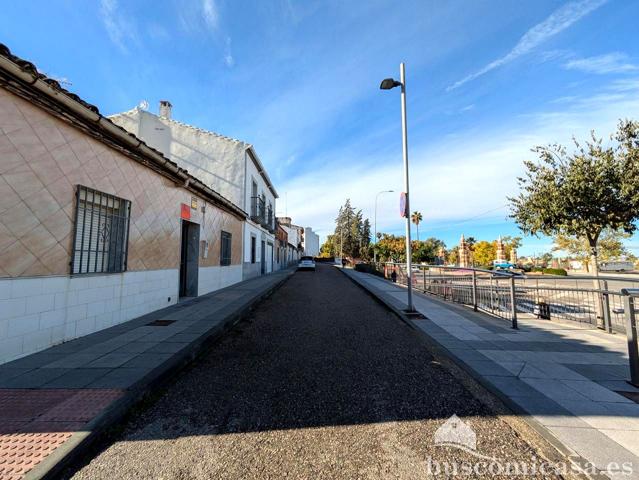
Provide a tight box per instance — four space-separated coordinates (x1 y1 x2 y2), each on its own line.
40 308 66 329
0 200 40 237
25 293 55 315
8 313 39 337
0 241 37 277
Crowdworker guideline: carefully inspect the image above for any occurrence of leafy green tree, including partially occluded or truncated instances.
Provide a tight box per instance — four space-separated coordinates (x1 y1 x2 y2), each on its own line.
509 121 639 276
446 246 459 265
319 234 336 258
473 240 496 267
332 199 373 259
500 235 522 260
553 229 632 271
412 237 445 263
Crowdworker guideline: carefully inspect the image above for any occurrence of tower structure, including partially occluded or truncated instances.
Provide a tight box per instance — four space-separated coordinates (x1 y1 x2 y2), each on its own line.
459 235 471 268
510 247 517 265
495 235 506 263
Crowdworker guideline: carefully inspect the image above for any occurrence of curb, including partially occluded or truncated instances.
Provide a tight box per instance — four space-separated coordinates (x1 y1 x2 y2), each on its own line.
337 267 605 480
25 270 294 480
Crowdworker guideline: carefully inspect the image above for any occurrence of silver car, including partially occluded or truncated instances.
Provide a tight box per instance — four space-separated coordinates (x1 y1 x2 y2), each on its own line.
298 256 316 271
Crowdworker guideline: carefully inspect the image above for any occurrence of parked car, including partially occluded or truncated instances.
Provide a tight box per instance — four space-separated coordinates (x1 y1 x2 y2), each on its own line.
298 256 316 271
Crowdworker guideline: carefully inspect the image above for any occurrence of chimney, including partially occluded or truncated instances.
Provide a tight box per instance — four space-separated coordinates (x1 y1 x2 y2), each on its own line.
159 100 172 119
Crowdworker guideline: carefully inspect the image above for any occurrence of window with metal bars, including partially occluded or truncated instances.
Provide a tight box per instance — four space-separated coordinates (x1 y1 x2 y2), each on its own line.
71 185 131 275
220 231 232 266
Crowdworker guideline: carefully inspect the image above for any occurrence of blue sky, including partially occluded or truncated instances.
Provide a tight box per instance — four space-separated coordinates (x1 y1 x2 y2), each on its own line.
2 0 639 256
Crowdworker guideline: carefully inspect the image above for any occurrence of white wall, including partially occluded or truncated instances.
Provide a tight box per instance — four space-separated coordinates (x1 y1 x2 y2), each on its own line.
198 265 242 295
0 269 178 365
110 109 247 209
244 150 276 221
304 227 320 257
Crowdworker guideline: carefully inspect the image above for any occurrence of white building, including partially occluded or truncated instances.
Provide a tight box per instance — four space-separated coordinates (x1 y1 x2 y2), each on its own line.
0 49 246 363
303 227 320 257
110 102 278 279
277 217 303 262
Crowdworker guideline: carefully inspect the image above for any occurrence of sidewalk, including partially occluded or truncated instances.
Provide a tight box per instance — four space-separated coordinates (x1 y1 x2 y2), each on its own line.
0 268 293 480
342 268 639 480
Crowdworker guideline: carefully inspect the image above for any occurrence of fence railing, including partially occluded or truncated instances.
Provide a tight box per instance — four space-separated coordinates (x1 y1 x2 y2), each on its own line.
375 263 639 333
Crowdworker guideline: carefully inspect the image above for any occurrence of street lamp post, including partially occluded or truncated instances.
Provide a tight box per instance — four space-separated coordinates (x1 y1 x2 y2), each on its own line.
374 190 394 265
380 62 414 312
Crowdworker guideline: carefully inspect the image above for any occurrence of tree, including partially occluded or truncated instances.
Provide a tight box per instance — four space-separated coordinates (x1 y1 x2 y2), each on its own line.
509 120 639 276
332 199 373 259
319 234 336 258
473 241 496 267
375 234 446 264
553 229 632 271
446 246 459 265
500 235 522 260
375 233 406 262
411 211 423 241
412 237 445 263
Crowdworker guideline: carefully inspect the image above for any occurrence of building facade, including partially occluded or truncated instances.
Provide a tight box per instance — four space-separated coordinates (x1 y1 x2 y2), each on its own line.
303 227 320 257
0 46 245 364
276 217 303 264
110 103 278 279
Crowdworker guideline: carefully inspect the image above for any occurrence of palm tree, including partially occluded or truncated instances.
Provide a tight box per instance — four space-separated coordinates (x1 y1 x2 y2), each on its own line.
411 211 423 241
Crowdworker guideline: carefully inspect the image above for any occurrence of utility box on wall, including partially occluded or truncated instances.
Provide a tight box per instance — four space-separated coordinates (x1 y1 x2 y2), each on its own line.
201 240 209 259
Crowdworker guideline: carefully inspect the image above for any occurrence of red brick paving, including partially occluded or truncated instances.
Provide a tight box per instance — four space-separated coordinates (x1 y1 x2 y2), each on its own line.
0 389 124 480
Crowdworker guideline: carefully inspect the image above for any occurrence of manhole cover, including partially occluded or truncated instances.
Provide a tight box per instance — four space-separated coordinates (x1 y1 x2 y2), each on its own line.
147 320 176 327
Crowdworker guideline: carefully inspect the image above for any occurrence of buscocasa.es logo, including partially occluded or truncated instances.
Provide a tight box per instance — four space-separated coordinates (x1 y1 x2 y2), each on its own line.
428 415 634 477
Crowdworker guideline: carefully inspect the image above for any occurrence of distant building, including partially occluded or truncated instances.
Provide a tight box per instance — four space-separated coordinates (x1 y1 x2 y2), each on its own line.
303 227 320 257
510 247 518 265
495 236 506 263
458 235 472 268
110 102 278 279
277 217 302 263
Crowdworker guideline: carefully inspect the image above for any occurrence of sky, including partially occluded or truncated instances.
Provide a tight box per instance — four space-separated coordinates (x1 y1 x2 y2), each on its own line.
2 0 639 256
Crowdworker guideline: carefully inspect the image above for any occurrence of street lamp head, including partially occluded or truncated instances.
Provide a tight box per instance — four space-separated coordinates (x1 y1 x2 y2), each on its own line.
380 78 402 90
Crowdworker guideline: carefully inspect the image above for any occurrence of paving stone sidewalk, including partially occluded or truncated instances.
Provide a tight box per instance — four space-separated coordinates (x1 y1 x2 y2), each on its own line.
342 268 639 480
0 268 293 480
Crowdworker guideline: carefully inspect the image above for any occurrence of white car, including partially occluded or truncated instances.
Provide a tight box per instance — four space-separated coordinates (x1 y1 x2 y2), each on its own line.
298 256 316 271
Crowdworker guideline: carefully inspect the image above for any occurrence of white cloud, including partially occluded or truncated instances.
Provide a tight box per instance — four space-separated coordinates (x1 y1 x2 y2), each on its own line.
282 77 639 244
564 52 638 74
99 0 138 53
202 0 219 31
447 0 607 91
224 36 234 67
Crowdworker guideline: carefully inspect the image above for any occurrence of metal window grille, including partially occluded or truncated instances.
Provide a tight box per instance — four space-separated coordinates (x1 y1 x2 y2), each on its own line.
71 185 131 275
220 231 232 266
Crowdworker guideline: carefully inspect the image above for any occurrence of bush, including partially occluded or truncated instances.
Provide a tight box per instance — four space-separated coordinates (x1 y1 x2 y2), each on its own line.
542 267 568 276
354 263 385 277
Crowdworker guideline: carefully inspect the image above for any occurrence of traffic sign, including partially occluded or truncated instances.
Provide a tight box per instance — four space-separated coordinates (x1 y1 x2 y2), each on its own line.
399 192 407 217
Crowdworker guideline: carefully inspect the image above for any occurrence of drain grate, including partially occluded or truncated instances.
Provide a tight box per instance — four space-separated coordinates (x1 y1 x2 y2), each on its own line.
403 310 427 320
147 320 176 327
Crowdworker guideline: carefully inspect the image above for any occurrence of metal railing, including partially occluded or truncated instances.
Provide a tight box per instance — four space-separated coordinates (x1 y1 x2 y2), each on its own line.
376 263 639 333
250 196 266 225
621 289 639 386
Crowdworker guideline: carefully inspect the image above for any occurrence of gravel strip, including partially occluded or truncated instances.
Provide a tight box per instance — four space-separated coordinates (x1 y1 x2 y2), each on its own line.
69 264 566 479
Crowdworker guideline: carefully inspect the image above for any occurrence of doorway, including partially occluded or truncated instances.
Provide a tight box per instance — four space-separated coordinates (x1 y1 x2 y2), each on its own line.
179 220 200 298
266 242 273 273
260 240 266 275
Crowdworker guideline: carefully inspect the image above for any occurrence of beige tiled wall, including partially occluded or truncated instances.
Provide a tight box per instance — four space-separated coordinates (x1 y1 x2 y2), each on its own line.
0 88 243 278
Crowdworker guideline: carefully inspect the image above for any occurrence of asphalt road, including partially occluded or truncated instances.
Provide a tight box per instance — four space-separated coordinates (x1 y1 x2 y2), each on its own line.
69 264 564 479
